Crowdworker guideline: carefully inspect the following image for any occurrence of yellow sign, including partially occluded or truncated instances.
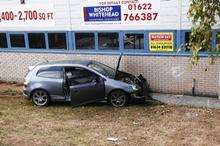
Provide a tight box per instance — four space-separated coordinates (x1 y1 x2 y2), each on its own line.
149 32 174 52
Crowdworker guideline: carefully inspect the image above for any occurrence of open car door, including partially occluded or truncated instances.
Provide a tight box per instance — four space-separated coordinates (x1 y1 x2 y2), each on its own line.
66 67 105 107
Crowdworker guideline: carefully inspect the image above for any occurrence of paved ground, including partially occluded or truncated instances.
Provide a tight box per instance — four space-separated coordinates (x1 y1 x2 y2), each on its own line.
151 93 220 109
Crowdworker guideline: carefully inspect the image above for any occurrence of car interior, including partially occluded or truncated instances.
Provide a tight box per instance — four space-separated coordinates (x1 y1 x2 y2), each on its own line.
63 67 99 97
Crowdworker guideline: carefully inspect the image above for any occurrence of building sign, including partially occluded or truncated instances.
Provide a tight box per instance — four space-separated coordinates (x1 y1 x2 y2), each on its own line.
149 32 174 52
82 0 160 26
84 5 121 22
0 4 55 27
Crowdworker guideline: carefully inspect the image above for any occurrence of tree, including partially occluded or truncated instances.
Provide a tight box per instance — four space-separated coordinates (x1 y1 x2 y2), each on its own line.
188 0 220 65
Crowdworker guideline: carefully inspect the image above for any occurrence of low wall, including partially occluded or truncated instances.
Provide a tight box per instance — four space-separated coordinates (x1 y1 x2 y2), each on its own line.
0 52 219 96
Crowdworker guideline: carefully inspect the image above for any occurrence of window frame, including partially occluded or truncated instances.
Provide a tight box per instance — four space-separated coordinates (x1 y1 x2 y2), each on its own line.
74 32 96 50
122 32 146 52
182 31 192 53
47 32 68 50
214 30 220 52
0 32 8 49
181 30 216 54
0 30 215 57
27 32 47 50
182 31 207 53
97 32 120 51
9 32 27 49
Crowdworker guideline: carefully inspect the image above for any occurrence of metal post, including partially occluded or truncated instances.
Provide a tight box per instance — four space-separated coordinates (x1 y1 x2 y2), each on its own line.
218 72 220 99
20 0 25 4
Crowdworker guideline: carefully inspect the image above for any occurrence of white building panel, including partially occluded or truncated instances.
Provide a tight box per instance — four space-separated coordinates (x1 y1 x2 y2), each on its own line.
181 0 191 29
70 0 180 31
0 0 71 31
181 0 220 30
0 0 218 31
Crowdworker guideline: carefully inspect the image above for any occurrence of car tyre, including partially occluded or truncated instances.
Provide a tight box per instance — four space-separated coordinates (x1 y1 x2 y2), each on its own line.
109 90 127 107
31 89 50 106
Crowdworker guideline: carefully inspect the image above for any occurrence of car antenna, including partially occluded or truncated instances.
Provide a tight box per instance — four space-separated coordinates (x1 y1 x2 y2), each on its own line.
114 53 123 79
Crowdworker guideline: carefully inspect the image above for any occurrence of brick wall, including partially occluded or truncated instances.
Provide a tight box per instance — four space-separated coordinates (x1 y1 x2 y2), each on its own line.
0 52 219 96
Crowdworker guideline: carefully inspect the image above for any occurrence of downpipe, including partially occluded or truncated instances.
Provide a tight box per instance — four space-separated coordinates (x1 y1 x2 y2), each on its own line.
192 78 196 96
218 72 220 99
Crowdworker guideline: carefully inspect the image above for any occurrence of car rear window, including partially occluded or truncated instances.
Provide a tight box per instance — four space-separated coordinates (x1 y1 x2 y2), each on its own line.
37 66 63 79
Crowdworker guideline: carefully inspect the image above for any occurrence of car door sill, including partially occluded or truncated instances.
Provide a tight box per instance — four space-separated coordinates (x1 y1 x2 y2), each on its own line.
71 98 105 107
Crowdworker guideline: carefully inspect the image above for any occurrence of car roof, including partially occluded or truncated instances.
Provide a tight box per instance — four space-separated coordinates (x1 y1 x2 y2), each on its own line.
38 60 95 67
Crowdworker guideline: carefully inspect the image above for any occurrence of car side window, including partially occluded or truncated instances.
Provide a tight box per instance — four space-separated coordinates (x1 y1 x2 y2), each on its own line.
65 67 98 85
37 66 63 79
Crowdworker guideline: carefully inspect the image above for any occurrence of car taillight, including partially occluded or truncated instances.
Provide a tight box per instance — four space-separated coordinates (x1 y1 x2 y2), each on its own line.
24 81 28 87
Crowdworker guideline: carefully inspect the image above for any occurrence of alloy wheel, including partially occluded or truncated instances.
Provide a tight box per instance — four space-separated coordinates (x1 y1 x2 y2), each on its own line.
109 90 127 107
32 90 49 106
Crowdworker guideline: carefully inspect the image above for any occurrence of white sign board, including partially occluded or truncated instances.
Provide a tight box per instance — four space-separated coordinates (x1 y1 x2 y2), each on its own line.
82 0 160 26
0 4 55 27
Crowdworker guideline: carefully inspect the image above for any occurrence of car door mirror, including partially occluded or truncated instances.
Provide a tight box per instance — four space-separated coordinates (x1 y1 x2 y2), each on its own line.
94 76 105 83
95 76 101 83
91 76 99 84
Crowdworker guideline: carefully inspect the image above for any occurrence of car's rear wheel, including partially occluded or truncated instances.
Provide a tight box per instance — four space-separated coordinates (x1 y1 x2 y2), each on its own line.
31 89 50 106
109 90 127 107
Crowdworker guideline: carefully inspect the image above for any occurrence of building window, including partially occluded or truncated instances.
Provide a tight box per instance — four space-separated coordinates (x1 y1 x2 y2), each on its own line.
185 31 213 52
98 33 119 50
216 32 220 51
10 34 25 48
0 33 8 48
28 33 46 49
75 33 95 50
184 32 191 52
48 33 67 49
124 33 144 49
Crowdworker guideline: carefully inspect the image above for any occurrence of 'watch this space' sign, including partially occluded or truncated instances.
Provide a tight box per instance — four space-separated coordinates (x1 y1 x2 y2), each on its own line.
149 32 174 52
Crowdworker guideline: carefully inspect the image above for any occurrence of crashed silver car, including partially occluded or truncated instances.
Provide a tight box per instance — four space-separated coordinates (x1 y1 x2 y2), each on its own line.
23 56 151 107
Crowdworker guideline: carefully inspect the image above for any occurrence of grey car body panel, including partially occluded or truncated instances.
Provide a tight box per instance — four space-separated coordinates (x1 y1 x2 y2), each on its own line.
23 60 149 105
70 77 105 106
104 78 134 96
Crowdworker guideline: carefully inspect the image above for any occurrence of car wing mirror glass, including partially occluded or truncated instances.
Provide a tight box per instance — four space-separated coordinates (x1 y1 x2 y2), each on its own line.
91 76 100 83
95 76 105 83
96 76 101 82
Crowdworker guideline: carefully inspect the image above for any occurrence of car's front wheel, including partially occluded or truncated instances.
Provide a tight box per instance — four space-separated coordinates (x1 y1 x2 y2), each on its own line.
31 89 50 106
109 90 127 107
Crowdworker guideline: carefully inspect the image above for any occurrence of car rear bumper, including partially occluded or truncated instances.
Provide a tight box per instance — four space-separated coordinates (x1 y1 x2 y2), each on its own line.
23 87 31 100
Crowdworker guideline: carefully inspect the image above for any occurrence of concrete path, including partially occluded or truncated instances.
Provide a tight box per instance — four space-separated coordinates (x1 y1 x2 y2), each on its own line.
151 93 220 109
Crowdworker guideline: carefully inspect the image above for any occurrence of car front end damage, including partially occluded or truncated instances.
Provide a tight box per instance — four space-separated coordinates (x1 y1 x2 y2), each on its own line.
113 53 152 102
115 71 152 101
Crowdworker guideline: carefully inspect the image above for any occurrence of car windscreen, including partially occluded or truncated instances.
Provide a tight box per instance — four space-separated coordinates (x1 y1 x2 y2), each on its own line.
88 62 115 79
